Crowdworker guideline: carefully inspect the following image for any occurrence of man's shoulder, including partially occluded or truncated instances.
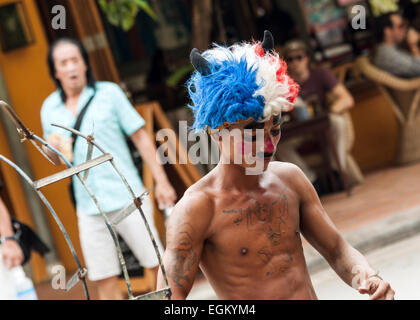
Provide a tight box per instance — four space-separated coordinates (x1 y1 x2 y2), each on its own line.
376 43 395 52
41 90 61 112
268 161 317 200
178 182 214 214
374 44 402 60
95 81 123 93
374 44 409 72
268 161 307 184
268 160 302 173
168 180 214 227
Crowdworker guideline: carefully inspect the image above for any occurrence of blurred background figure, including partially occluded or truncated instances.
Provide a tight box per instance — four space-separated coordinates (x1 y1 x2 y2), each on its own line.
373 11 420 78
275 95 319 185
277 39 363 190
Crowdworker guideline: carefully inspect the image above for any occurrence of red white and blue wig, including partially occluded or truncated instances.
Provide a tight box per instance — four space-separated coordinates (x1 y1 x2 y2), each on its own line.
187 30 299 131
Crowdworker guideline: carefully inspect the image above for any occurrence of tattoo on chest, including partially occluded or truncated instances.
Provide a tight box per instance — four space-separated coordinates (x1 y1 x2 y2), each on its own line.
222 186 294 276
222 186 289 242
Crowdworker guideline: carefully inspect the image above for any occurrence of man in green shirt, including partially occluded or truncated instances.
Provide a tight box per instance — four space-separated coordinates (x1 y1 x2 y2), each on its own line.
41 38 176 299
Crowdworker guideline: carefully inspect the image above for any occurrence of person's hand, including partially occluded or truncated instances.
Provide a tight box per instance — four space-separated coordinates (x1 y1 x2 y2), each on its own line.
1 239 24 269
154 180 177 210
46 133 62 150
407 28 420 55
358 276 395 300
42 134 73 165
407 28 420 45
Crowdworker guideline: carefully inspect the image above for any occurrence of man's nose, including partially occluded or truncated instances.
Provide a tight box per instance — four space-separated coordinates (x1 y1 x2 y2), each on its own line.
66 61 78 72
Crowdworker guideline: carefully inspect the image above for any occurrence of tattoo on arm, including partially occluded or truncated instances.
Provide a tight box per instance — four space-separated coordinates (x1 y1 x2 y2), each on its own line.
166 222 198 291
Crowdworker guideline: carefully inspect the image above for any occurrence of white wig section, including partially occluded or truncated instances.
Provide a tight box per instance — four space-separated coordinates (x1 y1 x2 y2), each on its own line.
202 42 295 121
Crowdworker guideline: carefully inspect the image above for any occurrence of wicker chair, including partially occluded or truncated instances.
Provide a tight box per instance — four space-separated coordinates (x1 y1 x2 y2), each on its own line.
355 56 420 165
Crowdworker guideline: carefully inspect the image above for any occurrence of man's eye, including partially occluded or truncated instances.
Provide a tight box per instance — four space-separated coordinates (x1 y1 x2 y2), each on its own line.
271 129 280 136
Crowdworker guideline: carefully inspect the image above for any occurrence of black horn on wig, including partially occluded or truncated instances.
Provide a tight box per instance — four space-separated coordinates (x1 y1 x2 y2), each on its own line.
190 48 211 75
261 30 274 53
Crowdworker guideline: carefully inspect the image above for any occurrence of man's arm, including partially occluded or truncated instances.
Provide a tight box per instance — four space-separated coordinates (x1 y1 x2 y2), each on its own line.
329 83 354 114
157 191 212 299
0 197 23 268
130 128 176 209
293 166 395 299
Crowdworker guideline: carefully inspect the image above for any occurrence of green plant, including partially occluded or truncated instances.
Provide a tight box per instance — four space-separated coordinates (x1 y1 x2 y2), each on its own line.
98 0 157 31
166 64 194 88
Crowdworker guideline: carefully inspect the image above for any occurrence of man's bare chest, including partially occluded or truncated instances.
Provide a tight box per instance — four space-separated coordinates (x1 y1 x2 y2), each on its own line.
207 187 301 254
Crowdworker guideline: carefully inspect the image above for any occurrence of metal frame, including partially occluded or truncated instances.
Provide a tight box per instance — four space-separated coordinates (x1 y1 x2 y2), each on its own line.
0 101 171 300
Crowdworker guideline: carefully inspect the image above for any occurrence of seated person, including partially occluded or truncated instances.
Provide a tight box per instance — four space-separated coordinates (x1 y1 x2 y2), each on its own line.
276 39 363 188
275 96 318 184
374 11 420 78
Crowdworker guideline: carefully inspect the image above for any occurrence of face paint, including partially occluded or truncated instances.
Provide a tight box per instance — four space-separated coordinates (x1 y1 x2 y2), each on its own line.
265 138 275 153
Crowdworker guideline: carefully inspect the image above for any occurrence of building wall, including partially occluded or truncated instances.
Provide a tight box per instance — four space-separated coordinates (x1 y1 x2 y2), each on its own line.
0 0 83 280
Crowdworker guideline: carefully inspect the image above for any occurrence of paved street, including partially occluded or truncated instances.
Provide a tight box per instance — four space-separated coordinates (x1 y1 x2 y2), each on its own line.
311 233 420 300
187 234 420 300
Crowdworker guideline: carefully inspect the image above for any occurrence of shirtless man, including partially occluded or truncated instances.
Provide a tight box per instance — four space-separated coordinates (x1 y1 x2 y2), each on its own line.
157 31 395 300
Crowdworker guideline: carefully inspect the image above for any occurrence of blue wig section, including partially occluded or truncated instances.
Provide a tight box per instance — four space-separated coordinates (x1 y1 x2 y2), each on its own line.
187 50 265 130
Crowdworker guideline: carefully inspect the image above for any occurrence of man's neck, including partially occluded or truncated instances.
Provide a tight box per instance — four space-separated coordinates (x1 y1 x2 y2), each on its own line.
292 69 310 84
63 86 85 115
64 85 85 102
214 162 262 191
